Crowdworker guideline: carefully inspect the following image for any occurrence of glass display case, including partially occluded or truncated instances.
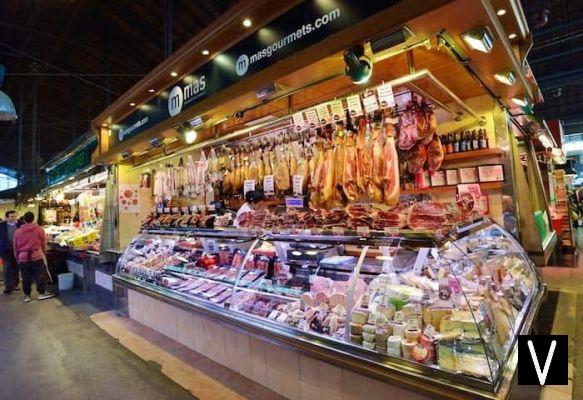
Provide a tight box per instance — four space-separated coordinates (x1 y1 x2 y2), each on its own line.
115 220 544 396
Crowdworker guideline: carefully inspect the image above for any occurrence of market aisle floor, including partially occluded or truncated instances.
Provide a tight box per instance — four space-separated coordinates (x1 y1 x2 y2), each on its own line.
0 291 199 400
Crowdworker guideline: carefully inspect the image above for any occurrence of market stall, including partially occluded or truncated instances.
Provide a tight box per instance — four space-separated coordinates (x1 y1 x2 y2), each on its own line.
92 0 547 398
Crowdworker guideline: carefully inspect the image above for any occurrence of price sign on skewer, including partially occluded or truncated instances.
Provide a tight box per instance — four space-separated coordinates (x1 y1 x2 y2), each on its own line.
362 93 379 113
329 100 344 121
243 180 256 195
292 113 305 131
263 175 274 196
346 95 363 117
292 175 304 196
377 83 396 108
304 109 319 128
316 104 331 124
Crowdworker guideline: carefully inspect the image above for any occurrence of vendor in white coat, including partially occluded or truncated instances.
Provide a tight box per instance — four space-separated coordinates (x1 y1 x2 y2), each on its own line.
233 190 264 227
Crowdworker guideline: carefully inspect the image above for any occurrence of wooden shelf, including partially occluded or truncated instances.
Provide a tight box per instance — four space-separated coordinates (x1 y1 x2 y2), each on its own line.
442 148 504 163
401 181 504 195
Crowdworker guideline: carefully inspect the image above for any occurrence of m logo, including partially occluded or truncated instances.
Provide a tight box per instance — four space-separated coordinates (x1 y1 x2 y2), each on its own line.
235 54 249 76
518 335 568 385
168 86 183 117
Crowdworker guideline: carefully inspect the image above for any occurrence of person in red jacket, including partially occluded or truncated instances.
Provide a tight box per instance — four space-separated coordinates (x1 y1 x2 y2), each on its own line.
13 211 54 302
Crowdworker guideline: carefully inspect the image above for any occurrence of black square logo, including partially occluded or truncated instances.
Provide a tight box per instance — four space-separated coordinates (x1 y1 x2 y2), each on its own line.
518 335 568 385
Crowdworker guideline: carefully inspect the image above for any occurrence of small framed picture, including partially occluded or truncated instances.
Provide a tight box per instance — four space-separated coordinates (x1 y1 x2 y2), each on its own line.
431 170 446 187
459 167 478 183
446 169 460 185
478 164 505 182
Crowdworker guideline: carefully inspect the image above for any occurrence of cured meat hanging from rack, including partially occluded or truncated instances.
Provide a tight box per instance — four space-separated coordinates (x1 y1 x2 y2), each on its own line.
426 134 444 174
194 151 208 197
320 143 336 209
398 101 418 151
415 100 431 143
309 139 324 208
274 146 291 192
367 113 384 203
406 142 427 175
381 108 400 206
356 117 367 195
343 130 358 201
333 122 347 207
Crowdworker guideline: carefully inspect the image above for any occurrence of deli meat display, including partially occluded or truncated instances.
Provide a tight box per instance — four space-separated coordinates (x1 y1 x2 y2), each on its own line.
115 219 544 397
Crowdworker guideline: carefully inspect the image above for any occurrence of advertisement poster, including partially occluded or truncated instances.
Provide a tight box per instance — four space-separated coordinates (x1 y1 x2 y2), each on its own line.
119 184 140 213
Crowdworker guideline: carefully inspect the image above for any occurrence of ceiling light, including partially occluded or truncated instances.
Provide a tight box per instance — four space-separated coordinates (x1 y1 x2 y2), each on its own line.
148 89 155 93
508 33 517 39
201 49 210 56
511 97 528 107
170 71 178 77
129 102 136 107
497 9 507 16
242 18 252 28
0 90 17 121
494 70 516 86
461 27 494 53
344 45 373 84
180 122 197 144
150 137 162 148
121 150 133 159
101 123 108 127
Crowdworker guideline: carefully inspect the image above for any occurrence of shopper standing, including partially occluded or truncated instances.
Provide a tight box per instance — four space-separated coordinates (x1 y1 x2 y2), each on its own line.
13 211 54 302
0 210 20 294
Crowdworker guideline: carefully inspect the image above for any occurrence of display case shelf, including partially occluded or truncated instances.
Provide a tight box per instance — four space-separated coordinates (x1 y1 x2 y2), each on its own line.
442 148 504 163
401 181 504 195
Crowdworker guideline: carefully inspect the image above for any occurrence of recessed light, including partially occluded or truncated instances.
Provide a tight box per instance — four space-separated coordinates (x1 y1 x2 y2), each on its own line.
494 70 516 86
148 89 155 93
101 123 108 127
129 102 136 107
242 18 252 28
511 97 528 107
508 33 517 39
461 27 494 53
201 49 210 56
497 9 507 16
170 71 178 77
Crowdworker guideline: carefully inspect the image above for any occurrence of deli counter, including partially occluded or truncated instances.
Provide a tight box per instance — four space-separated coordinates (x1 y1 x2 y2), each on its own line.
113 219 544 399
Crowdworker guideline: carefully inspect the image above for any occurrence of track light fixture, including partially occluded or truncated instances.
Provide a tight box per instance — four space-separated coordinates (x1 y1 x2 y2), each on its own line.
461 27 494 53
343 45 373 84
180 122 197 144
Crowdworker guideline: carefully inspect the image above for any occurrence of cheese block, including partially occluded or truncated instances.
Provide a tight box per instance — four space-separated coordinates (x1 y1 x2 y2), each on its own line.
349 334 363 344
329 292 346 307
363 324 376 334
349 322 363 335
362 341 375 350
351 309 370 325
387 335 402 356
405 328 421 342
300 292 315 309
401 339 416 360
393 321 406 336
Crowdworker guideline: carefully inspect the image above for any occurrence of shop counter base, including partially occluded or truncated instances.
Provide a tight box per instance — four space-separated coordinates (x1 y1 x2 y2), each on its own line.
114 281 541 400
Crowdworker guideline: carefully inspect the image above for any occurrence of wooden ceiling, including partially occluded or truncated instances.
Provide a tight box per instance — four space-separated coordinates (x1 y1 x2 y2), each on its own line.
0 0 238 173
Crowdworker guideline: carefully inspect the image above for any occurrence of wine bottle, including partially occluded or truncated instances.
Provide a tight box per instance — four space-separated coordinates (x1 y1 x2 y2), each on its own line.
453 132 460 153
447 133 454 154
460 131 467 152
472 129 479 150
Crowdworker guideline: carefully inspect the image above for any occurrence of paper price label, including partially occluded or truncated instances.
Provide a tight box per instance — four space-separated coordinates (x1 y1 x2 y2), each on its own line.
156 206 164 214
292 113 305 131
431 248 440 260
362 93 379 113
181 207 189 214
263 175 274 196
357 226 370 237
304 109 319 128
171 207 179 213
424 324 436 338
163 207 170 213
332 226 345 236
413 248 430 274
346 95 363 117
329 100 344 121
316 104 331 124
190 205 198 213
377 83 396 108
407 318 419 330
384 227 399 237
243 180 256 195
292 175 304 196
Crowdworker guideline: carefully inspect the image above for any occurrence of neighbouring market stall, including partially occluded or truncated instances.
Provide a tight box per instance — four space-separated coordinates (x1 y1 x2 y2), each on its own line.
91 0 550 398
39 132 106 288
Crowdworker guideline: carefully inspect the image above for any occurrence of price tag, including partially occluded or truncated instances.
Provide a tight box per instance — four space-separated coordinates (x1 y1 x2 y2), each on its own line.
384 227 399 237
413 248 430 274
285 197 304 208
292 175 304 196
292 113 305 131
263 175 274 196
304 109 319 128
190 205 198 213
424 324 436 338
163 207 170 213
181 207 189 214
171 207 179 213
431 248 440 260
332 226 345 236
316 104 331 124
362 93 379 113
156 206 163 214
377 83 396 108
414 303 422 315
357 226 370 237
346 95 363 116
329 100 344 121
243 180 256 195
407 318 419 330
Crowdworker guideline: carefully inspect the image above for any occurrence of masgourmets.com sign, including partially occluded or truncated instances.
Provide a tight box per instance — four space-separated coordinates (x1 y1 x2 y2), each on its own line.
112 0 398 143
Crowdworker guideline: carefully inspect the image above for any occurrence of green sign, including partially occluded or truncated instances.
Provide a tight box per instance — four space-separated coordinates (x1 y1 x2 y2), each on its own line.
45 138 97 186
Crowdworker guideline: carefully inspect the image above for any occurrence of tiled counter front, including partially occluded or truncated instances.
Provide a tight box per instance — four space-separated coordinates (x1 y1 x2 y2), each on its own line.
127 289 432 400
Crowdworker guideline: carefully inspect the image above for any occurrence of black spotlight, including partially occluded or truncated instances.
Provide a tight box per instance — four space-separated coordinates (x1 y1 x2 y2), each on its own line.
344 45 373 84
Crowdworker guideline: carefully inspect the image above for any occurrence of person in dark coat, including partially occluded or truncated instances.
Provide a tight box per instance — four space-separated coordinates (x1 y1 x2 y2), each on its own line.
0 210 20 294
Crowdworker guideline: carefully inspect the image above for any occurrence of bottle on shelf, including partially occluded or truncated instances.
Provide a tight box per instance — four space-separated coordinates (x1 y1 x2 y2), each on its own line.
453 132 459 153
447 133 454 154
472 129 479 150
479 128 489 149
460 131 467 152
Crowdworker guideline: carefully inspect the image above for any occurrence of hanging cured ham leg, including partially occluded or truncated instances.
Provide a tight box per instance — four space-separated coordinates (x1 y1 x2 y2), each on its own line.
343 132 358 201
427 134 444 174
356 117 367 194
381 109 400 206
367 114 384 203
